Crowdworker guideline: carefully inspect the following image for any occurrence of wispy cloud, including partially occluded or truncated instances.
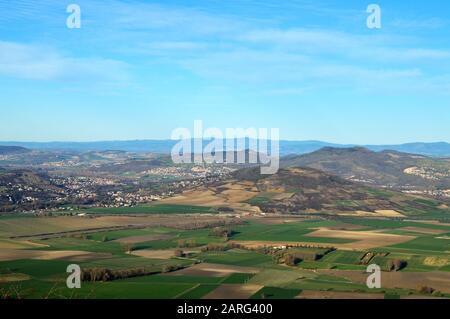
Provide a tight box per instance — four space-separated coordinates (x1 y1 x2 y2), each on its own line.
1 0 450 95
389 17 448 29
80 0 247 39
0 41 130 83
238 28 450 62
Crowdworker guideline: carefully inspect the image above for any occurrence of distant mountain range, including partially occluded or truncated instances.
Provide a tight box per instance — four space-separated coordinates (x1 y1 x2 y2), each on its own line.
0 146 31 155
1 140 450 157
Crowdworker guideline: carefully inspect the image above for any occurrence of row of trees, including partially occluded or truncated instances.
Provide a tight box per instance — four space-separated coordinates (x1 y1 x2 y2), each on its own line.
201 242 245 252
81 268 157 282
209 227 236 239
284 254 302 266
174 249 185 258
177 239 198 248
81 264 185 282
274 250 332 266
387 259 407 272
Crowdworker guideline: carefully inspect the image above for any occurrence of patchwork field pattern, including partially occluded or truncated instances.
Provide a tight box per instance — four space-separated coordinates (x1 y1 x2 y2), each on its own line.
0 213 449 299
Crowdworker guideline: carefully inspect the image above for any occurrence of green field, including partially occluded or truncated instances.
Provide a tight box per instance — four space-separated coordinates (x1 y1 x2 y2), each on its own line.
222 273 255 284
231 221 356 244
251 287 301 299
125 274 224 284
321 250 365 264
340 217 450 231
390 236 450 253
1 215 449 299
176 284 220 299
199 250 273 267
0 259 70 279
87 227 174 242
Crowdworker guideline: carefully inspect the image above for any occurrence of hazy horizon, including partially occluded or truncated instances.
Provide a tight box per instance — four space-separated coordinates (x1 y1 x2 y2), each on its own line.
1 138 449 145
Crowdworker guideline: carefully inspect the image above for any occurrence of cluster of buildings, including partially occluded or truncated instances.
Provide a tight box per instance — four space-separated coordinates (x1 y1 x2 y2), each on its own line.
403 166 450 181
139 165 233 180
51 176 119 190
403 189 450 199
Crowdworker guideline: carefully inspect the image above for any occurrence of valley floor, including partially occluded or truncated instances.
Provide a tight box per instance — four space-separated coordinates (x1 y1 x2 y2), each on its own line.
0 210 449 299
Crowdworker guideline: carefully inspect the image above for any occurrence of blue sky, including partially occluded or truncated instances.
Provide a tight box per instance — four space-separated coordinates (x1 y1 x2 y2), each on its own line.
0 0 449 144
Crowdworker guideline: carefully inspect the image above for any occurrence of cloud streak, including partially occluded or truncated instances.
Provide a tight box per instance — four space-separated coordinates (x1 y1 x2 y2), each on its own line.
0 41 130 83
1 0 450 95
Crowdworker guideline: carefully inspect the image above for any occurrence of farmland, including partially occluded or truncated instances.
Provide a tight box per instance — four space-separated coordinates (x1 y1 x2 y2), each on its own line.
0 212 449 299
4 0 450 305
1 165 450 299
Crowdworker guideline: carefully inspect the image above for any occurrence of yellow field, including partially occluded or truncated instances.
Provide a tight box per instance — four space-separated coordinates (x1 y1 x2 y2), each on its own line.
160 181 262 214
423 257 450 267
400 227 447 235
345 210 405 218
0 249 112 262
0 239 47 249
129 249 199 259
305 228 415 249
0 273 31 283
374 210 405 217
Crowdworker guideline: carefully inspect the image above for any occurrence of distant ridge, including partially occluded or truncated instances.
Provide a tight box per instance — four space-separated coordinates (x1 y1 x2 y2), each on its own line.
0 140 449 157
366 142 450 157
0 146 30 155
230 166 450 216
281 146 450 192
